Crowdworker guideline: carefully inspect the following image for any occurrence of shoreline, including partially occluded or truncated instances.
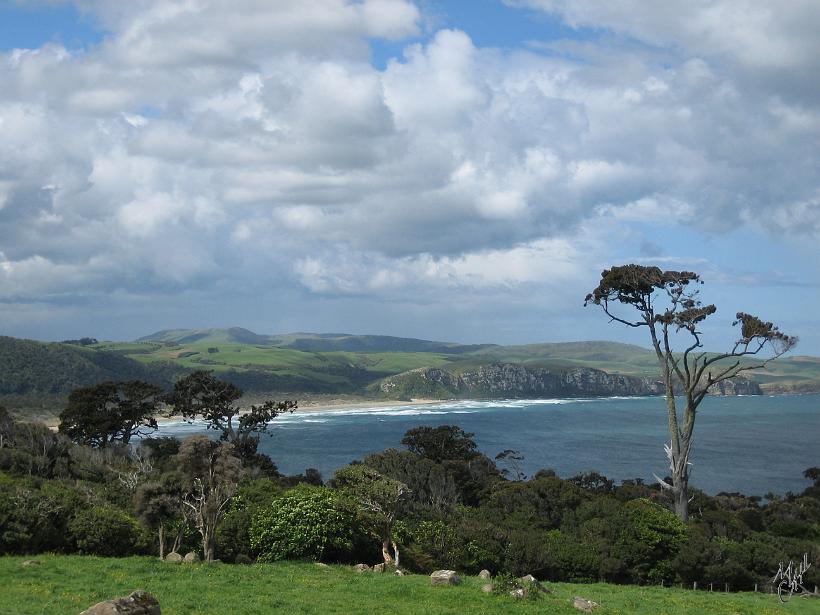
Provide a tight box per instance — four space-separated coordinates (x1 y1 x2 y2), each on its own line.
153 398 445 427
41 398 445 430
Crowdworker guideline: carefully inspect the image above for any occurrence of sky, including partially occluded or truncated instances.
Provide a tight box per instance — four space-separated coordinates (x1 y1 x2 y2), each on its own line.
0 0 818 354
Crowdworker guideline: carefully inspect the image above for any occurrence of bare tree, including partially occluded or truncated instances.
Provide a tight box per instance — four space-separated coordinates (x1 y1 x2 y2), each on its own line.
176 435 243 562
585 264 796 520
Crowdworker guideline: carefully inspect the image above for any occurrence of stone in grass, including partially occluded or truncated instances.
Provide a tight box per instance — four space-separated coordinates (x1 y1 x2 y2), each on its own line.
394 569 405 577
183 552 199 563
573 596 600 613
478 569 491 580
519 574 551 595
430 570 461 586
353 564 371 573
372 563 386 573
80 590 161 615
163 552 182 563
21 560 41 567
481 584 493 593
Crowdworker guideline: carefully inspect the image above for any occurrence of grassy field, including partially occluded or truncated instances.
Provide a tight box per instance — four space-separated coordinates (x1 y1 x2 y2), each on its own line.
2 555 818 615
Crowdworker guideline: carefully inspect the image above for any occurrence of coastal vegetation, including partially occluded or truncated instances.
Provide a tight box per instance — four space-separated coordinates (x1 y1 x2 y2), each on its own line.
1 391 818 600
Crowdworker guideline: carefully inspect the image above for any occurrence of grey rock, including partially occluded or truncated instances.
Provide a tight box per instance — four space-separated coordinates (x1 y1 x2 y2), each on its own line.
353 564 371 573
373 563 386 573
510 588 526 599
394 569 405 576
431 570 461 586
481 584 493 593
380 364 760 398
163 552 182 563
183 552 199 563
79 590 160 615
478 569 491 580
315 562 329 568
21 559 41 567
573 596 600 613
519 574 551 594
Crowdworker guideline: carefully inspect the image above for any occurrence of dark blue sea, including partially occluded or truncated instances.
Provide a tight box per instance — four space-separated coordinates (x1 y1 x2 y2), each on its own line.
158 394 820 497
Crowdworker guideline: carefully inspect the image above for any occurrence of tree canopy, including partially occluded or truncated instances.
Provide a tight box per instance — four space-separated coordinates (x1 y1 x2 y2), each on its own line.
58 380 163 447
166 370 296 458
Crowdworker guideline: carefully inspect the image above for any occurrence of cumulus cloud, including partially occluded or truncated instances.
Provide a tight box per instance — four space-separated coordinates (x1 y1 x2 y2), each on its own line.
0 0 818 344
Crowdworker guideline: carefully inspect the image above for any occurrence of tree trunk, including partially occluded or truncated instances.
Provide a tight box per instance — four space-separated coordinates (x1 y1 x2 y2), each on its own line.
381 540 394 566
158 524 165 560
672 469 689 521
172 526 183 554
203 523 216 562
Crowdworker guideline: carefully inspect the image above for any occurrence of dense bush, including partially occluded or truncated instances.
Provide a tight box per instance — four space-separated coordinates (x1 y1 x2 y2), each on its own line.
68 506 145 556
250 485 365 562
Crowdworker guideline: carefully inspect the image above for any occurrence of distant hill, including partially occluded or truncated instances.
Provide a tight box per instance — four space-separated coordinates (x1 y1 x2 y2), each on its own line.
137 327 272 346
137 328 496 354
0 336 182 418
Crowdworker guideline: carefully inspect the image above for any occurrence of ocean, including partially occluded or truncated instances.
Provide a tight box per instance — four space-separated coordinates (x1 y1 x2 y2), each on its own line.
158 394 820 497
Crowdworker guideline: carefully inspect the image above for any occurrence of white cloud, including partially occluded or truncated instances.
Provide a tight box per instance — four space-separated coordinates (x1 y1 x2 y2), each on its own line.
0 0 818 346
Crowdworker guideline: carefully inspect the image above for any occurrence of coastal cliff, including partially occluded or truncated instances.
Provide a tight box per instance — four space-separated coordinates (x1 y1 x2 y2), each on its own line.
379 363 761 399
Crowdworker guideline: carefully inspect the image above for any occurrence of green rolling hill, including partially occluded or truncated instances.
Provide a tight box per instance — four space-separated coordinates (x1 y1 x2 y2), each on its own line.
2 328 819 417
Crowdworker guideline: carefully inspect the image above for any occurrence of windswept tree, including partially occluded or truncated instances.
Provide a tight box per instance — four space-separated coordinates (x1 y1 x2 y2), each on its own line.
166 370 296 459
58 381 163 447
401 425 478 462
333 464 409 567
585 265 796 520
134 473 184 559
176 435 244 562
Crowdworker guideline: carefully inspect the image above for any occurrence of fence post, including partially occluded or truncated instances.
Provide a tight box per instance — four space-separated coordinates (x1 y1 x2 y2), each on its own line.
710 583 713 592
693 582 697 591
754 583 758 593
725 583 729 593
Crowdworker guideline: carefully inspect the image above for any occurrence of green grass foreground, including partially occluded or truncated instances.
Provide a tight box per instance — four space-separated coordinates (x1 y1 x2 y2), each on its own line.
2 556 819 615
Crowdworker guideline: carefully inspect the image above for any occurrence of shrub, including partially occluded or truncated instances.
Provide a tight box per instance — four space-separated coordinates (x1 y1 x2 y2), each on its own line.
615 498 687 583
250 485 364 562
69 506 144 556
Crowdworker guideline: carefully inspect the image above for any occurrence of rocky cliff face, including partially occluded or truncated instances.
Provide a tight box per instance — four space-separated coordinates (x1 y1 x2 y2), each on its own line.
379 363 761 398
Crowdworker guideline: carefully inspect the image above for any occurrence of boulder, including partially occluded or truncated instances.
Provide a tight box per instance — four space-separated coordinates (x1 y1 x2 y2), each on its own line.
519 574 551 594
430 570 461 586
394 569 405 576
353 564 371 573
510 588 526 599
372 563 386 573
79 590 160 615
315 562 329 568
183 552 199 563
478 569 491 580
481 584 493 593
573 596 600 613
21 560 41 567
163 552 182 563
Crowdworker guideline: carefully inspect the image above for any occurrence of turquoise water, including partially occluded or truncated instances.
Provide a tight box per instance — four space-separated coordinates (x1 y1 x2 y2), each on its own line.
159 394 820 496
